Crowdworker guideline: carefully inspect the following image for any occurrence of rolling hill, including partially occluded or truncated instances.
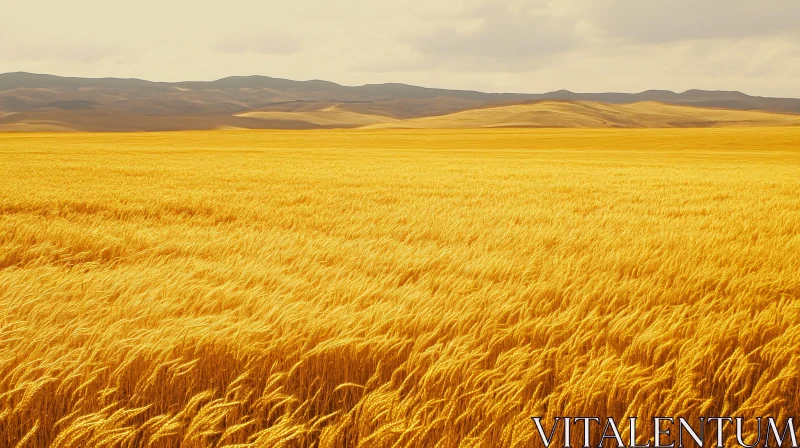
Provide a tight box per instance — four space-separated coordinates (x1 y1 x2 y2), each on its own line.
3 101 800 132
364 101 800 129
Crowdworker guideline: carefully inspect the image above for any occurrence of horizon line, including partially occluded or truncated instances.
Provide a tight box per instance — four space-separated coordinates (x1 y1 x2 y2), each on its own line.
0 71 786 100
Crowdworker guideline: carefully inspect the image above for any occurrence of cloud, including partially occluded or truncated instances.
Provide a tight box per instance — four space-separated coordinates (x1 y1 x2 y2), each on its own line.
0 23 118 64
416 4 575 57
212 33 304 56
385 0 581 71
577 0 800 43
1 0 800 97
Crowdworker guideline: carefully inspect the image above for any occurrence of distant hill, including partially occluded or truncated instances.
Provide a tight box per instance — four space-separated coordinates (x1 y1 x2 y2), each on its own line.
0 72 520 117
1 72 799 131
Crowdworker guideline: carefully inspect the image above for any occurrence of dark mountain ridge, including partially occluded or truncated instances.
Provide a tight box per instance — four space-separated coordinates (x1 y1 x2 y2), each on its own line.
3 72 799 116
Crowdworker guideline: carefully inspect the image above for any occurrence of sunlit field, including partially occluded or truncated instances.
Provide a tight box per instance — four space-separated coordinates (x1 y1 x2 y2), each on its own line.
2 128 800 447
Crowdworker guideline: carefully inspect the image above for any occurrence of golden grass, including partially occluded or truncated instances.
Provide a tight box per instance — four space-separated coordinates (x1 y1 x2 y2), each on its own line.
364 101 800 129
1 128 799 447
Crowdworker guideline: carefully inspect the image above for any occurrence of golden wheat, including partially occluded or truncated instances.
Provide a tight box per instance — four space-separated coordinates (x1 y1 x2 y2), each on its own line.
1 128 799 447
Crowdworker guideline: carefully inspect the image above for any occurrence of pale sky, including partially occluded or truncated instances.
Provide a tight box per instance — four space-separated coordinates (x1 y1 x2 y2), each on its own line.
2 0 800 97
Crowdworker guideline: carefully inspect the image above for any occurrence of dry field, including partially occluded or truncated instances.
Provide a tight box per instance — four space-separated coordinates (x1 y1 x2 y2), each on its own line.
1 128 800 447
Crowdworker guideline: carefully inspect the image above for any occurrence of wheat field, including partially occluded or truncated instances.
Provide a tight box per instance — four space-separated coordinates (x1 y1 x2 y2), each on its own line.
1 128 799 447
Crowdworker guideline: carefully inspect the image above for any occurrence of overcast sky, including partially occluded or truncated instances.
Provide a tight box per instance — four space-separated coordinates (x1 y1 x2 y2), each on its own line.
2 0 800 96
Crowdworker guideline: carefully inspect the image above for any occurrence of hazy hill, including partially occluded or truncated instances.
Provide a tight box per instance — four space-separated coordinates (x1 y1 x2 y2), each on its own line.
2 72 800 131
3 72 800 115
0 73 517 117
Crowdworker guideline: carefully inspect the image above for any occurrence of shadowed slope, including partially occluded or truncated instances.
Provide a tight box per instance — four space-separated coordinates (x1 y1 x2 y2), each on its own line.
0 110 337 132
236 105 399 127
248 97 489 120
